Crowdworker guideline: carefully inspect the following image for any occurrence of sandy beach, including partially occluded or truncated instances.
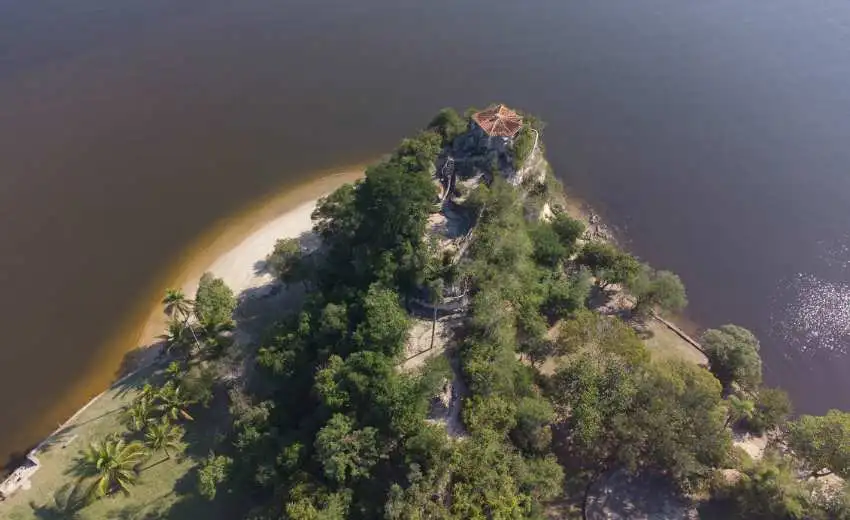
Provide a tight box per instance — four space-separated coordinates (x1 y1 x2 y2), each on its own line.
9 170 363 470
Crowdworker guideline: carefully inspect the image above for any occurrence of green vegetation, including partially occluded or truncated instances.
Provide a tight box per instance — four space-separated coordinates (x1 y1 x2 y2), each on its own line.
74 438 147 498
13 107 848 520
629 265 688 316
576 240 640 289
788 410 850 478
512 125 536 166
702 324 763 392
428 107 467 146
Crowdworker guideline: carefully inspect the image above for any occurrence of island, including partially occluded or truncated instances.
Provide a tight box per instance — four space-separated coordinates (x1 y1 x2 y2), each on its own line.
2 105 848 520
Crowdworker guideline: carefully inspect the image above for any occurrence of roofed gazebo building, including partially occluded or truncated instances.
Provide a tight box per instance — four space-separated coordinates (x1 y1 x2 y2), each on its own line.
446 103 535 186
470 104 524 153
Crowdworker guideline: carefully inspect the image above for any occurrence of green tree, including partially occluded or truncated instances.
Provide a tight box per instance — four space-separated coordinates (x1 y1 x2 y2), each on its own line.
122 395 155 433
160 318 195 358
75 439 147 498
463 394 518 435
702 324 763 392
629 266 688 316
448 430 535 519
155 381 195 422
550 212 585 253
747 387 792 433
576 242 640 289
194 272 236 328
510 396 554 455
788 410 850 478
312 183 359 242
725 395 756 428
726 457 808 520
512 126 536 166
551 355 729 491
542 268 591 319
285 489 352 520
353 285 409 357
314 414 380 484
514 455 565 506
266 237 305 285
144 418 184 460
528 221 567 267
197 452 233 501
162 288 193 320
555 309 649 365
629 360 729 486
428 107 467 145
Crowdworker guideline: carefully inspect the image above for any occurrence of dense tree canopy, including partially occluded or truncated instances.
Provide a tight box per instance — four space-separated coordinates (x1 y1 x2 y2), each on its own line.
788 410 850 478
629 266 688 316
551 354 729 490
428 107 467 146
576 241 640 289
746 387 792 434
71 108 837 520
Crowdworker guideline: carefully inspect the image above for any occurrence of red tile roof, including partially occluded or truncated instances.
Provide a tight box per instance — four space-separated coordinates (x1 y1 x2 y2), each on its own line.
471 104 524 137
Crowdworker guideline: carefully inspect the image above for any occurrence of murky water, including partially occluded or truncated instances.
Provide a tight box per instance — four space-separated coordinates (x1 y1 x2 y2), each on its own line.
3 0 850 461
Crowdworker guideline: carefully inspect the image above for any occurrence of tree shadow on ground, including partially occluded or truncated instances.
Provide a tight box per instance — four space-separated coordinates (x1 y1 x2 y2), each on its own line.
102 492 175 520
114 340 165 382
112 361 167 400
234 282 306 345
696 498 738 520
180 385 232 461
586 470 696 520
146 463 247 520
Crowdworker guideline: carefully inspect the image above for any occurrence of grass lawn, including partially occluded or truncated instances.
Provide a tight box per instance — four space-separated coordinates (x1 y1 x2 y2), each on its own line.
642 318 708 366
3 363 240 520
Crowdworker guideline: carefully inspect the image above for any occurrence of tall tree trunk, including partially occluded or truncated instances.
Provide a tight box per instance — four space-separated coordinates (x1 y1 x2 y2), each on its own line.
430 305 437 351
182 313 204 353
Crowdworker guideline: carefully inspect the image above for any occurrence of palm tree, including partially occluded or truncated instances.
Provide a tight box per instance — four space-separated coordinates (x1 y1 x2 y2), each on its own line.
138 383 156 401
198 316 234 358
155 382 195 422
725 394 756 428
144 419 184 460
161 288 204 354
160 319 194 358
162 288 192 321
121 396 154 433
75 439 147 498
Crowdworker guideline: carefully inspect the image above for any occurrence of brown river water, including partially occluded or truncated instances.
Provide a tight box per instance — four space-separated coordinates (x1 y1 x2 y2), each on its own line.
3 0 850 463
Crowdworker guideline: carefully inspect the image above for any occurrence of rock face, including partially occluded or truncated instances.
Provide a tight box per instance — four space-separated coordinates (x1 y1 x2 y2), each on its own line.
449 122 547 187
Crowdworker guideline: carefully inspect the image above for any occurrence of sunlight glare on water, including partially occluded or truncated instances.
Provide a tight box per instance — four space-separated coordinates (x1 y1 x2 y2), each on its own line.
771 238 850 356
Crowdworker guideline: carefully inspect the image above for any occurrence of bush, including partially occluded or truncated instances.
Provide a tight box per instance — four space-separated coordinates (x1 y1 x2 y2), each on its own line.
744 387 792 434
727 445 755 471
428 107 467 146
512 126 535 166
197 452 233 500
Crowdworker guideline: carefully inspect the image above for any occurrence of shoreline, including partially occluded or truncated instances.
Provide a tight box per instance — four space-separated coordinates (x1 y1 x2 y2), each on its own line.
6 168 364 469
4 164 704 482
